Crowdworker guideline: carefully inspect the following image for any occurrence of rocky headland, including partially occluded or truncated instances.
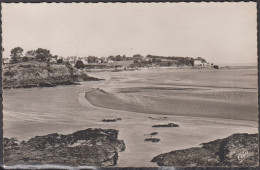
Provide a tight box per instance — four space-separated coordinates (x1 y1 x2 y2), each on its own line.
4 128 125 166
151 133 258 167
3 61 102 89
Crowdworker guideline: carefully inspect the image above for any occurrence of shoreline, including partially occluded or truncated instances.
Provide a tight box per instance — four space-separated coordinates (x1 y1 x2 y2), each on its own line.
3 64 257 89
3 67 258 167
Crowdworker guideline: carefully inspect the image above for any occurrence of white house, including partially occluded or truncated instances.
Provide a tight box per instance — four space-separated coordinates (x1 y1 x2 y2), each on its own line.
108 58 114 63
194 59 203 66
69 60 76 66
96 59 102 63
65 56 78 66
82 57 88 65
101 57 108 63
3 58 10 64
68 56 78 61
49 57 57 63
57 56 63 60
144 58 152 62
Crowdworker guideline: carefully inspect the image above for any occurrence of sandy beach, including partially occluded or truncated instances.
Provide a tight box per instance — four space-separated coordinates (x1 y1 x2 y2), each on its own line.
3 67 258 167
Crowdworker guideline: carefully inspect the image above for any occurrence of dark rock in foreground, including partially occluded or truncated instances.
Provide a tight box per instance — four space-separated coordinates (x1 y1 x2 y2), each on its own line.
4 128 125 166
151 133 258 167
145 138 160 143
152 123 179 128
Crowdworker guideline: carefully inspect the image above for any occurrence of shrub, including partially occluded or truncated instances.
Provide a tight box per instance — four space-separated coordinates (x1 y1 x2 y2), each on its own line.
4 70 16 77
57 59 63 64
22 57 30 62
75 60 85 69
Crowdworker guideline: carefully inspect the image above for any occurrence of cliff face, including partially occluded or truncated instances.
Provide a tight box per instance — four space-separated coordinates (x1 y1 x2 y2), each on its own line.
3 61 101 89
151 133 258 167
4 128 126 166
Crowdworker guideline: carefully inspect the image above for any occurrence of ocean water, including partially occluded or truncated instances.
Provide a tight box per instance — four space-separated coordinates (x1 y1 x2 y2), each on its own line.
218 63 257 67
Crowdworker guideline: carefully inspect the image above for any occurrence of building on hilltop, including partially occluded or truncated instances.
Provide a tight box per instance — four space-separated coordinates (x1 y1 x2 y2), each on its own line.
101 57 108 63
96 58 102 63
49 56 58 63
3 58 10 65
57 56 63 60
81 57 89 65
64 56 78 66
194 58 209 66
194 59 203 66
107 58 114 63
160 59 178 66
126 57 134 60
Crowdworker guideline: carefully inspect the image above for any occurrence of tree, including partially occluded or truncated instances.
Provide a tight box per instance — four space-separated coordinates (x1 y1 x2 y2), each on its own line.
10 47 23 63
88 56 98 63
75 60 85 69
35 48 51 62
152 58 161 63
122 55 126 61
25 50 36 58
195 57 207 63
108 55 115 61
115 55 122 61
57 58 63 64
133 54 143 58
22 56 30 62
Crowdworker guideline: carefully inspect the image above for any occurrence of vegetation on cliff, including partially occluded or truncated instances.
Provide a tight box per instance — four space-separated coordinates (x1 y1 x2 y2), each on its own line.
146 55 195 66
3 61 101 89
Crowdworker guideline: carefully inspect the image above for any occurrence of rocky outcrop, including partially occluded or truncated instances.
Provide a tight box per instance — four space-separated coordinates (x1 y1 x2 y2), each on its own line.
144 138 160 143
4 128 125 166
151 133 258 167
3 75 101 89
150 132 158 136
3 62 102 89
102 118 122 122
152 123 179 128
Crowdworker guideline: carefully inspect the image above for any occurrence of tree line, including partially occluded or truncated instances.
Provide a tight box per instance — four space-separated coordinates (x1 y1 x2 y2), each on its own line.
8 47 207 67
8 47 130 64
10 47 54 63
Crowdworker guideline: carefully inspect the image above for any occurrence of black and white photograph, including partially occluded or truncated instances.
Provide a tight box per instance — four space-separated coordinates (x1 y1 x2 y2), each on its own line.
1 2 258 168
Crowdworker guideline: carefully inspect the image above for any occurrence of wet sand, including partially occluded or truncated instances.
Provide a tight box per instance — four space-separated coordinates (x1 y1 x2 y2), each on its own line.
85 88 257 121
3 67 258 167
86 67 257 121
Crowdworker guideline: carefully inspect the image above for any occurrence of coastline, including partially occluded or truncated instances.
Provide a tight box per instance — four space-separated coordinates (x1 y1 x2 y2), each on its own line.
3 67 258 167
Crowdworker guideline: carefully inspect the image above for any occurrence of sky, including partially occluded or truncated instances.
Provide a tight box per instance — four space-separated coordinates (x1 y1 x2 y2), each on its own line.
2 2 257 64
